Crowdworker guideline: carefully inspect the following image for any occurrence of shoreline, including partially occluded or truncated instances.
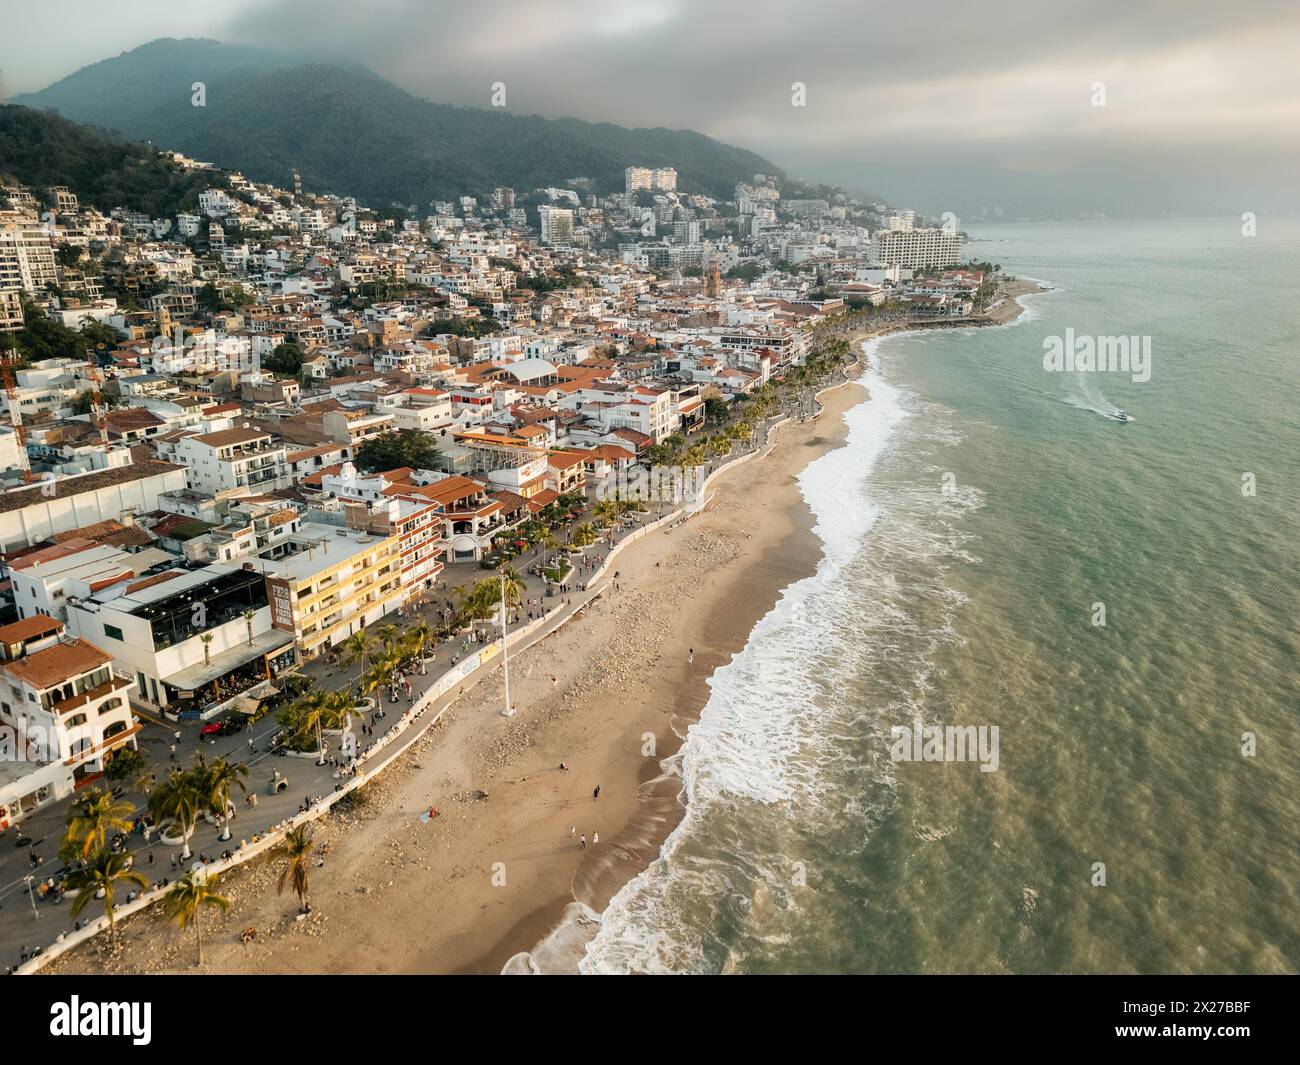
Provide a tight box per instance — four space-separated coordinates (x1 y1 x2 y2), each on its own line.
42 281 1039 977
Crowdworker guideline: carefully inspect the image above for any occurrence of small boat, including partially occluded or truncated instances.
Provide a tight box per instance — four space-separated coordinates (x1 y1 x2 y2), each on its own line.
1105 409 1134 423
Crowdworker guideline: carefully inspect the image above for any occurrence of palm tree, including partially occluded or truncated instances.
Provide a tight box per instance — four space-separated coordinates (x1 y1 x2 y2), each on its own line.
453 584 496 635
450 583 476 624
65 848 148 951
202 757 248 841
242 609 256 647
164 871 230 966
61 787 134 862
405 622 434 672
200 632 215 667
490 567 525 609
372 624 401 653
572 523 597 549
148 767 205 860
276 824 314 914
285 690 332 764
536 526 559 567
337 629 372 673
318 689 356 731
358 663 385 707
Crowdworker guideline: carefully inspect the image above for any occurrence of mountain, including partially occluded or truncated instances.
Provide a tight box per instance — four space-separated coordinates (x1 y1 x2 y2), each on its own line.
15 38 782 208
0 104 226 217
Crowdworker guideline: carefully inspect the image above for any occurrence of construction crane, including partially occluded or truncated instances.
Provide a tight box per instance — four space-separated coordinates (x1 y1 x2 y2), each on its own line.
83 344 110 449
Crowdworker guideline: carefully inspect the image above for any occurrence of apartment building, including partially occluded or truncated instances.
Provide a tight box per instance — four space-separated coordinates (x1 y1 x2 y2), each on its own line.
388 388 454 432
0 213 59 294
0 616 138 788
569 384 676 443
0 287 22 332
0 460 188 553
539 206 575 246
167 427 292 497
259 523 406 660
6 539 142 622
870 227 962 269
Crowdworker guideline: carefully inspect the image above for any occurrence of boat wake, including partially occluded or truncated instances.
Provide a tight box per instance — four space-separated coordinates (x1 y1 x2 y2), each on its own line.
1060 377 1133 422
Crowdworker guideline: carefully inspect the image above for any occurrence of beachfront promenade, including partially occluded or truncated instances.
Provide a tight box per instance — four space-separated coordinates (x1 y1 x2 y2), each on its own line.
0 524 644 973
0 373 847 974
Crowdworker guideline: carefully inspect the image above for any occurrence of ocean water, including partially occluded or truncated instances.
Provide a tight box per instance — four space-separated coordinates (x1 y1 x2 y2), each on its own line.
576 216 1299 974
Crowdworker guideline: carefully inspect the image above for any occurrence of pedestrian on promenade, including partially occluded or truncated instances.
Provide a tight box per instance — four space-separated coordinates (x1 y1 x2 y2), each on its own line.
169 743 177 761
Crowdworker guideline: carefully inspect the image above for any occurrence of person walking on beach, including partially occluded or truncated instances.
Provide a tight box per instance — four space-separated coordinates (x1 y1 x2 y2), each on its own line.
688 648 694 665
593 784 601 801
580 834 587 848
570 825 576 837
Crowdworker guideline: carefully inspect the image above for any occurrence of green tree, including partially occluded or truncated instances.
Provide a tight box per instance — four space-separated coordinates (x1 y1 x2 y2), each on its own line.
103 746 145 784
148 767 205 860
355 429 441 473
164 871 231 966
201 757 249 842
61 787 134 862
65 848 148 951
276 825 314 914
704 397 729 424
263 342 305 376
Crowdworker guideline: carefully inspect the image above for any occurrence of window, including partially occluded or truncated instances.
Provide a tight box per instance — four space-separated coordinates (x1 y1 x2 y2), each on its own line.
103 624 125 641
66 713 87 727
99 697 123 715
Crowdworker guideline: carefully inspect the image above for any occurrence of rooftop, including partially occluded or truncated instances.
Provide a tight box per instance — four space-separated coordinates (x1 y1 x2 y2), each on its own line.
0 613 65 646
0 460 184 515
2 637 113 690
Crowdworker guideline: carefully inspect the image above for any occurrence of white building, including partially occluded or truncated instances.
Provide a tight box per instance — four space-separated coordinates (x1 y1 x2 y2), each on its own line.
166 427 292 497
0 615 139 793
67 564 293 717
870 227 962 269
539 206 575 246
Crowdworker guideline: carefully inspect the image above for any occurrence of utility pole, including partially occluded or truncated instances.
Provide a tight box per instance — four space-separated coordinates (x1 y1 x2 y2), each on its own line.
23 875 38 920
499 568 513 716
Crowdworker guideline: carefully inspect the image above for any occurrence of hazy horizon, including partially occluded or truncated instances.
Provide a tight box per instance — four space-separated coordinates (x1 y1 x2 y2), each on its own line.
4 0 1299 218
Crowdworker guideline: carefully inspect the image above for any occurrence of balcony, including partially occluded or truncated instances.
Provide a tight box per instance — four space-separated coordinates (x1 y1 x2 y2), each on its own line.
50 674 134 717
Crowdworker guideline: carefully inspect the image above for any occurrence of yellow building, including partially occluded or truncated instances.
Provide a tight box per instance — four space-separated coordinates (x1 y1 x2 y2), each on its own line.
260 523 406 660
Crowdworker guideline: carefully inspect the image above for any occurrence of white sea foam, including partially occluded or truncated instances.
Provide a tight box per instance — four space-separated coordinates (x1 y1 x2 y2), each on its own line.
517 345 981 974
501 901 602 975
571 350 915 973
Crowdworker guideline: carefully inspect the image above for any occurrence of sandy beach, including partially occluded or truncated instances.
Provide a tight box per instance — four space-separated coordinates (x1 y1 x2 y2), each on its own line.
45 375 863 975
43 285 1036 977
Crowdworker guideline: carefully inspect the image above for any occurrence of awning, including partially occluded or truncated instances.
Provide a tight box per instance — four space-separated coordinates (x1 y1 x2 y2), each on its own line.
162 630 295 691
230 694 264 716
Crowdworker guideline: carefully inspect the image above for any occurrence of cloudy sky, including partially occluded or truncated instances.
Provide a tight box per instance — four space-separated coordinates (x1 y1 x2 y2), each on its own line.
4 0 1299 215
